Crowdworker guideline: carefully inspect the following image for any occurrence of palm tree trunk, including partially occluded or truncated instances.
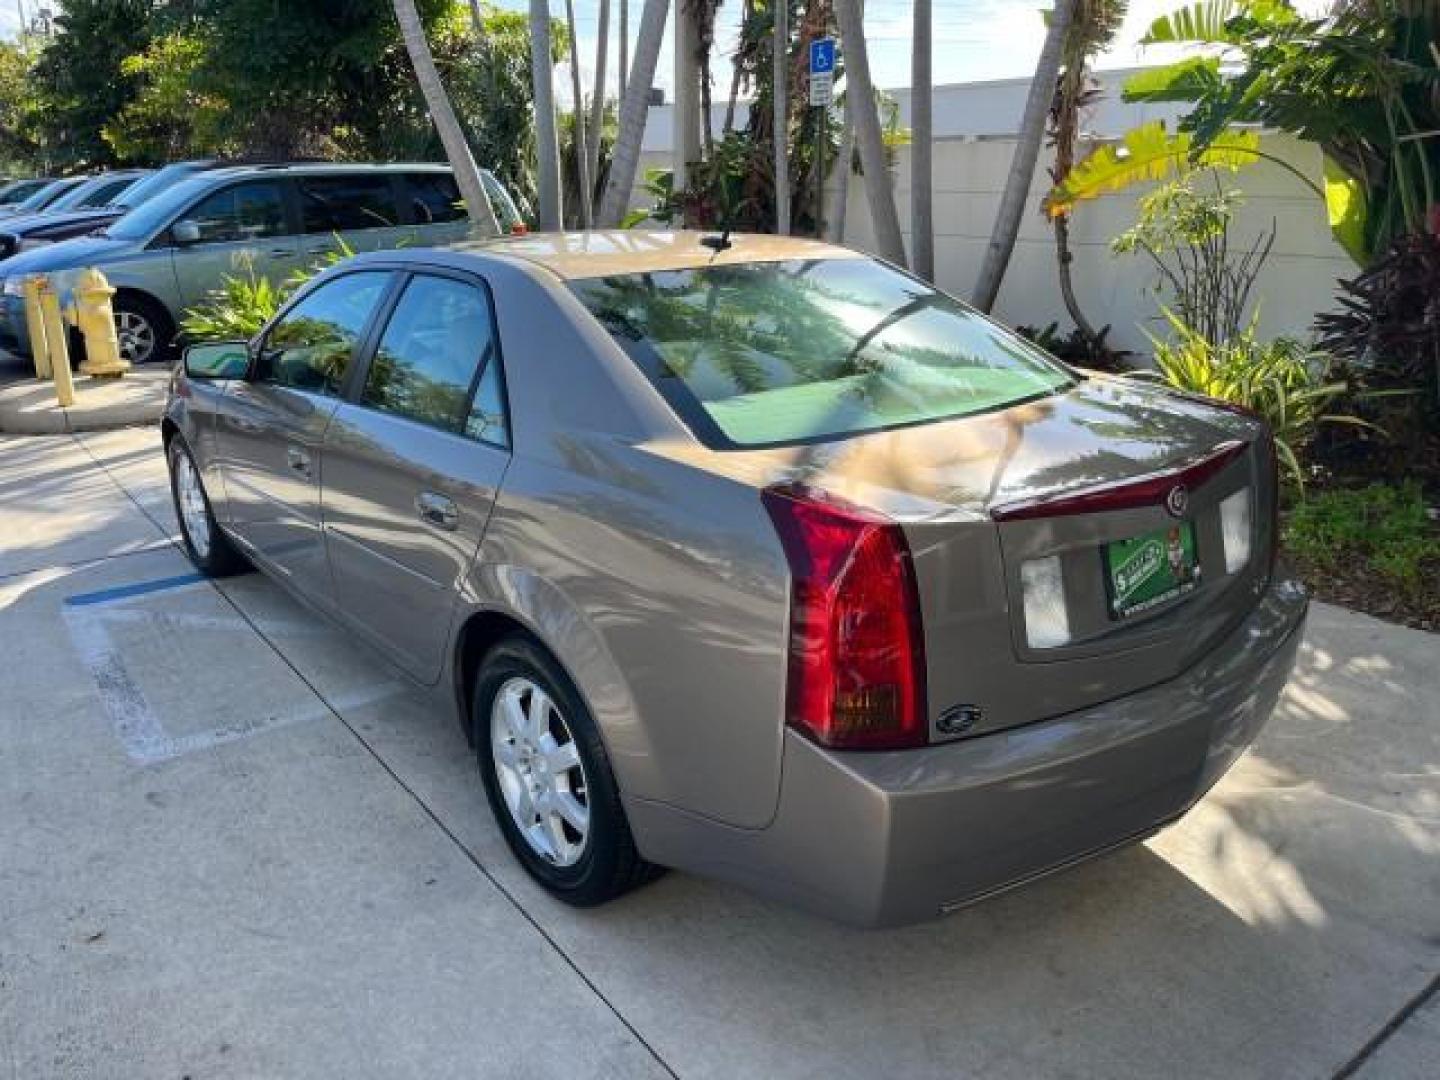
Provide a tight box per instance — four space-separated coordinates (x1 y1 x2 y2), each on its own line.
828 111 854 242
392 0 500 237
832 0 906 265
722 0 749 136
619 0 629 103
587 0 610 197
971 0 1073 311
774 0 789 234
598 0 670 226
564 0 593 227
529 0 563 229
1054 216 1098 339
911 0 933 280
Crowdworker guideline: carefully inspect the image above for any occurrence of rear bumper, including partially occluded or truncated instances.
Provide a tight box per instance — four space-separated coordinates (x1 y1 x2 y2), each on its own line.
629 575 1308 927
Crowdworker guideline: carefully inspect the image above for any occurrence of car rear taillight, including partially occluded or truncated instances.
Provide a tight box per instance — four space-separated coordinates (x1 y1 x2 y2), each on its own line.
762 484 928 750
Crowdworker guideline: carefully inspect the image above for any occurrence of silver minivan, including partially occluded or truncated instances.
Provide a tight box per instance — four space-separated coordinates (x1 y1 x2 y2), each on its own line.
0 163 521 364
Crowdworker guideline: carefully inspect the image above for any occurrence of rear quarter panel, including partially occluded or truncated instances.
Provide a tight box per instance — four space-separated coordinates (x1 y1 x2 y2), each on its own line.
453 257 791 829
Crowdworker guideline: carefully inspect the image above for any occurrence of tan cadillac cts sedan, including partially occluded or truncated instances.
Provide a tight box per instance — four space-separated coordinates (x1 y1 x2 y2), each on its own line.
164 232 1307 927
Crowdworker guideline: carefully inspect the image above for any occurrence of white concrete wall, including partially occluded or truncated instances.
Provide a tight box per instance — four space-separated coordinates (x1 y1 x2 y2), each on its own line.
628 133 1352 357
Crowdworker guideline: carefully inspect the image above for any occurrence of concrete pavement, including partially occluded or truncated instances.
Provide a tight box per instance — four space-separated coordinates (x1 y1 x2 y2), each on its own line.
1 426 1436 1079
0 347 168 434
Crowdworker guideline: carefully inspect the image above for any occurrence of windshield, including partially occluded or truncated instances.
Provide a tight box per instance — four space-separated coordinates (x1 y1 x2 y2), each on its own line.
0 180 49 205
569 257 1075 449
113 163 209 209
15 179 79 213
101 172 223 241
49 174 139 211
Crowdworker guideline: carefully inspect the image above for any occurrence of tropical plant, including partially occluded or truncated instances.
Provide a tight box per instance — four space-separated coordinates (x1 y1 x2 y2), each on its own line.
1317 229 1440 413
179 267 288 343
182 241 358 343
972 0 1074 311
1115 0 1440 266
1143 310 1368 485
1017 321 1132 371
773 0 790 234
1111 173 1276 346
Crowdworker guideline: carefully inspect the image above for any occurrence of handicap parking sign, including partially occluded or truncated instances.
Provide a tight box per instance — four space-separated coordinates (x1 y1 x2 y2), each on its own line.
810 38 836 76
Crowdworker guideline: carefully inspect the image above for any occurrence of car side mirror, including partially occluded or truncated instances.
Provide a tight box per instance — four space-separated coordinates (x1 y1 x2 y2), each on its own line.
183 341 249 380
172 220 201 245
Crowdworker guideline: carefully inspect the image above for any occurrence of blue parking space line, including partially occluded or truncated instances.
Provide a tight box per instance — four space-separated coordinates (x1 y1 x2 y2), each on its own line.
64 572 206 608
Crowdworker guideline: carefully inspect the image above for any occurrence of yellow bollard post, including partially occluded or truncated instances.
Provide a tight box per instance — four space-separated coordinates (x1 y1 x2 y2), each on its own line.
71 268 128 377
22 275 52 380
38 279 75 408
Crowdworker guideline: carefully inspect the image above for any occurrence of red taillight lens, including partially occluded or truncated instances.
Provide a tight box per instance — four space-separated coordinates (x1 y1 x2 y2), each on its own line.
762 484 928 750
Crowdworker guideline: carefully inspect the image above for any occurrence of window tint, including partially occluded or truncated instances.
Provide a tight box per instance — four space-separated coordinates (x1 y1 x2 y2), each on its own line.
259 272 391 395
299 175 400 233
183 182 287 243
77 175 139 208
362 275 500 437
405 173 465 225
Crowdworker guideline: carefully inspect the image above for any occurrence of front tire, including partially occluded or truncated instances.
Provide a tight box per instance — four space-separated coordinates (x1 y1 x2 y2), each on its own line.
167 437 247 577
474 635 659 907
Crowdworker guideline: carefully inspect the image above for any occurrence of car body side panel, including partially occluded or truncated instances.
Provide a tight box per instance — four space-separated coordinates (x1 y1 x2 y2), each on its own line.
466 444 791 828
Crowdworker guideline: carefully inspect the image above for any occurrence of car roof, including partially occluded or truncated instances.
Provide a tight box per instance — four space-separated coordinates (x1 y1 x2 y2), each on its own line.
218 162 454 179
446 230 865 281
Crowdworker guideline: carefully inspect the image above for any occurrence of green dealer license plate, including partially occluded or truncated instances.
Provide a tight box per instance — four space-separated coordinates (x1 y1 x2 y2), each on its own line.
1104 522 1200 619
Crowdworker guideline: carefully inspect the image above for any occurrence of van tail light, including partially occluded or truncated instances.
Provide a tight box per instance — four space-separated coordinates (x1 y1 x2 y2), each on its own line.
762 484 928 750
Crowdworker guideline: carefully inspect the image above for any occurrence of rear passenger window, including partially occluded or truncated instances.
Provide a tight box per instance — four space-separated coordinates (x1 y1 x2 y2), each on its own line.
405 173 466 225
298 175 400 233
184 182 287 243
361 275 503 439
258 271 392 395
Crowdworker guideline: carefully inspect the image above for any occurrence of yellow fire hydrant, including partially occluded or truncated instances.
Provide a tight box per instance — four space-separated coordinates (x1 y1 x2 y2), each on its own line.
36 278 75 408
21 274 52 380
71 268 129 377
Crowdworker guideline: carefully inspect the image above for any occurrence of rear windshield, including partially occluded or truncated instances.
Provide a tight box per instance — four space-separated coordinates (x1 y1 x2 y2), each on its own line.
569 256 1074 448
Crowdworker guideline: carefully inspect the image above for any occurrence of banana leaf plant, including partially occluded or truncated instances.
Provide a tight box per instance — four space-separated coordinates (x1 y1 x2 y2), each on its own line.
1047 0 1440 267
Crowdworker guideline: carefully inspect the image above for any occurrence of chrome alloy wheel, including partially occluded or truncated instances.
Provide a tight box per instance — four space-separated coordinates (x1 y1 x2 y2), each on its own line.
115 309 156 365
174 451 211 559
490 677 591 867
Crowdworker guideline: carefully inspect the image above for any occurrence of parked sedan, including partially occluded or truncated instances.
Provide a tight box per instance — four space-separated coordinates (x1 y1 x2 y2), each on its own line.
163 232 1307 927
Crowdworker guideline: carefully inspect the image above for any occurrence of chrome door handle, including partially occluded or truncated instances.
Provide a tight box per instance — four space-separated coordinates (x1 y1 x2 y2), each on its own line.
286 446 311 476
415 491 459 531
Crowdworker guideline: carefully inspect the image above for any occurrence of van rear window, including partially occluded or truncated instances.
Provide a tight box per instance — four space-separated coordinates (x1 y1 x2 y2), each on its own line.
569 257 1074 449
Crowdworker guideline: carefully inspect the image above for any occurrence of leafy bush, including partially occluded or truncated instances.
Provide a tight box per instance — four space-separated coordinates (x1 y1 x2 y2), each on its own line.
1016 322 1133 372
1143 310 1369 486
180 240 354 343
1286 482 1440 589
1316 229 1440 426
1111 174 1275 348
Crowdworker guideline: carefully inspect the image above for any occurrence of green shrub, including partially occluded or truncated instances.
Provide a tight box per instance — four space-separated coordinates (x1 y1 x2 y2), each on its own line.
1143 310 1372 488
1285 482 1440 589
180 239 355 343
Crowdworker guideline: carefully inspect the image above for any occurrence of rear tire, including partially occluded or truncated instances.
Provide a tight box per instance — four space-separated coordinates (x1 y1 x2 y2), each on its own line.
474 635 660 907
167 436 247 577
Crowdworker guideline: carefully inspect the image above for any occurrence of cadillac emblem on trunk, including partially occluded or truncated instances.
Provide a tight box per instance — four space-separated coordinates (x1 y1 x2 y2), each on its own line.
1165 484 1189 518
